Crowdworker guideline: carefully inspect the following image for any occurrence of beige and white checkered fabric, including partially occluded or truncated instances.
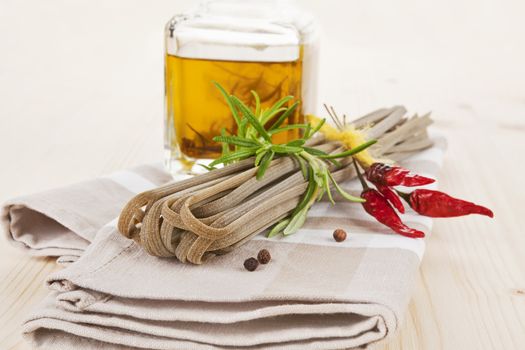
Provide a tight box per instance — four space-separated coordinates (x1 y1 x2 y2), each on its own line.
2 138 446 350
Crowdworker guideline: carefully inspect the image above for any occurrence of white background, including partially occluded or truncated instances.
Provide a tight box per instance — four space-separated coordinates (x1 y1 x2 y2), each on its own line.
1 0 524 197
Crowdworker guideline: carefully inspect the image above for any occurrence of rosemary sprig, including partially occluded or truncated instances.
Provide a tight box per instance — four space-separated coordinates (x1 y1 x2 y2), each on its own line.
210 82 377 237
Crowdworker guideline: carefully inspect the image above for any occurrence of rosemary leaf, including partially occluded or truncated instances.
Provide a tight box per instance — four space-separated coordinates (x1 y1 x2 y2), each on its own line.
197 163 216 171
308 118 326 138
213 82 241 128
231 96 272 142
318 140 377 159
262 107 288 124
261 95 294 125
251 90 261 119
209 148 257 167
268 101 299 130
239 118 248 138
303 147 329 156
324 172 335 205
283 207 308 235
213 135 260 148
317 187 325 202
327 158 343 167
219 128 231 156
270 145 303 154
328 172 365 203
304 123 312 140
268 123 309 135
268 218 291 238
312 171 325 189
254 150 267 167
293 154 308 179
287 139 306 147
293 170 317 214
256 150 274 180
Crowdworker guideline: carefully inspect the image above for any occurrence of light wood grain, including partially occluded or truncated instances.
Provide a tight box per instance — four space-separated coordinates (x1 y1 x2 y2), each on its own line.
1 0 524 349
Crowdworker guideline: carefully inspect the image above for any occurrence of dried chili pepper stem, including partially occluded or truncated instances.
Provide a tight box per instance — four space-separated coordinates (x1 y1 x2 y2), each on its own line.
353 159 369 190
396 190 411 203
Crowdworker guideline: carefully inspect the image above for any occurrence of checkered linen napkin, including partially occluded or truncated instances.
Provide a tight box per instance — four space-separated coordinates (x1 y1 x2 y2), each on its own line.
2 137 445 350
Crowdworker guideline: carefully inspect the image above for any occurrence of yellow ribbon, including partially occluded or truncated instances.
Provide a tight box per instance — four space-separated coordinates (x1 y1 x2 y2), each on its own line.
307 115 377 168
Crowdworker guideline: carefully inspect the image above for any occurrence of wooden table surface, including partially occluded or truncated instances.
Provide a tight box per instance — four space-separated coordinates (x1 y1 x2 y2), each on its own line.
1 0 524 349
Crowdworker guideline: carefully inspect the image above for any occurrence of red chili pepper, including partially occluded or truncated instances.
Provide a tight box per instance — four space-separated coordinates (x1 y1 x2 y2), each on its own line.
361 189 425 238
366 163 435 187
406 189 494 218
377 184 405 213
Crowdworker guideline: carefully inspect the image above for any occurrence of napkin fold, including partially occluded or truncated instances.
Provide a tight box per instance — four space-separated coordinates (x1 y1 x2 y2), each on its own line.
1 138 446 350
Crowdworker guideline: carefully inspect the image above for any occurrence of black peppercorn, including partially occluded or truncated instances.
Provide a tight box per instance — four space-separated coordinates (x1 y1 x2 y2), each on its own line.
257 249 271 264
333 228 347 242
243 257 259 271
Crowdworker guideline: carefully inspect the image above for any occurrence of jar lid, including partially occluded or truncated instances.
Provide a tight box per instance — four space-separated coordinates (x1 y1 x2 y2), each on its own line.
166 0 316 62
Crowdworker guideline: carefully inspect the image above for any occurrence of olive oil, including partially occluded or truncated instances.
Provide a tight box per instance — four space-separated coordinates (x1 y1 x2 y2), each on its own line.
164 54 304 162
163 0 318 174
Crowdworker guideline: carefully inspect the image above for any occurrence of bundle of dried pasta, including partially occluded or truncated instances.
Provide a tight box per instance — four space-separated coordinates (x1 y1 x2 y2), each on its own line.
118 89 433 264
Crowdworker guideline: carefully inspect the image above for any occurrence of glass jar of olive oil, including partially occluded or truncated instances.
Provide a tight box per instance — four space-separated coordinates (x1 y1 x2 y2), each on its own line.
164 0 318 174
